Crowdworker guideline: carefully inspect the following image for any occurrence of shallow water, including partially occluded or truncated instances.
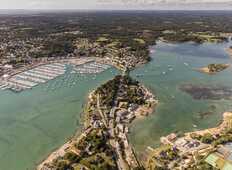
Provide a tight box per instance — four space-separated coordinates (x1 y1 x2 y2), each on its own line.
1 41 232 170
129 41 232 154
0 67 118 170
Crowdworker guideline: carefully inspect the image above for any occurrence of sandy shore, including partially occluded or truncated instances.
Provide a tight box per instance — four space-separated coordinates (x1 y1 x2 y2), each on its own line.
134 86 158 119
226 48 232 59
195 64 230 74
37 140 73 170
196 67 212 74
37 127 92 170
134 99 158 118
36 75 158 170
185 112 232 137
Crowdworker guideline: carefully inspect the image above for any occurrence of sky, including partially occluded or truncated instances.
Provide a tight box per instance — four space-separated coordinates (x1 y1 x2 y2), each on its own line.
0 0 232 10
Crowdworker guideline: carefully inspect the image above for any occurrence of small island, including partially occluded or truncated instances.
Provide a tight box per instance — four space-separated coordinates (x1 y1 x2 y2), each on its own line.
197 63 230 74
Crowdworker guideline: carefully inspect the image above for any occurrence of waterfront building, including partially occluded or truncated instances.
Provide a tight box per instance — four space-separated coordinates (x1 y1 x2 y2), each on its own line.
205 143 232 169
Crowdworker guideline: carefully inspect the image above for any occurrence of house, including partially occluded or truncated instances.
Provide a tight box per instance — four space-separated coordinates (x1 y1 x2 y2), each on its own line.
126 113 136 122
205 153 232 170
4 64 13 69
118 101 129 108
117 124 124 133
160 133 177 145
205 143 232 170
128 104 139 112
116 109 128 117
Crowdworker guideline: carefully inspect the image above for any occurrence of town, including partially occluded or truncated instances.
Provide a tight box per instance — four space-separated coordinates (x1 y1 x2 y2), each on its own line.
38 74 158 170
146 112 232 170
1 10 232 170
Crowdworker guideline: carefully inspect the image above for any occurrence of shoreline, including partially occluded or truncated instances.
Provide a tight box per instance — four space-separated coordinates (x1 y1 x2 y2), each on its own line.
226 47 232 59
0 56 114 92
195 63 230 74
185 112 232 137
195 67 213 74
146 112 232 169
37 127 93 170
33 38 230 170
1 56 104 80
37 75 158 170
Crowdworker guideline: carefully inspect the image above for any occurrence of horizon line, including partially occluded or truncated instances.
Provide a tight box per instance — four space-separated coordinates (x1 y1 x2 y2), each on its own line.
0 9 232 11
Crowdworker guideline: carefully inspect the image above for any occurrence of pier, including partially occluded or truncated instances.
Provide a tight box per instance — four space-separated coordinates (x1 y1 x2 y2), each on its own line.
0 61 110 92
0 63 66 92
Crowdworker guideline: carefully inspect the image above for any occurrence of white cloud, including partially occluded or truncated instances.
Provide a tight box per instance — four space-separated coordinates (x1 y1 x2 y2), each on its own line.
98 0 232 9
98 0 232 5
0 0 232 9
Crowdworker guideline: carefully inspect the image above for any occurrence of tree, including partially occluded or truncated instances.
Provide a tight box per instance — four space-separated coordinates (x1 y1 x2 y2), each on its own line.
201 133 214 144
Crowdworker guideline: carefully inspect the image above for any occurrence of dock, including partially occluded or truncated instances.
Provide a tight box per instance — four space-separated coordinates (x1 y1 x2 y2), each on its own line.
0 63 66 92
73 62 111 74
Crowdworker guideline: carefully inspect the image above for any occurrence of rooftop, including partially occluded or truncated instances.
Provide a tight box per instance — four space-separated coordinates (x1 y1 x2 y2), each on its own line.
205 143 232 170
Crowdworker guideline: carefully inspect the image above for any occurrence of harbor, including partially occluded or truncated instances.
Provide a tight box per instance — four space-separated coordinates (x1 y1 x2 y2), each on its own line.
73 61 111 74
0 42 232 170
0 61 111 93
0 66 119 170
0 63 66 92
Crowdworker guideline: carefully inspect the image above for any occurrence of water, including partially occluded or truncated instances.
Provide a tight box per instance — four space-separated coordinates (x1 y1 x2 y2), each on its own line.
1 41 232 169
129 41 232 155
0 67 118 170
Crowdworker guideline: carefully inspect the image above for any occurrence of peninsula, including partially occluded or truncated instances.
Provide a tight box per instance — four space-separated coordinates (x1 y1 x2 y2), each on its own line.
1 11 232 170
37 74 157 170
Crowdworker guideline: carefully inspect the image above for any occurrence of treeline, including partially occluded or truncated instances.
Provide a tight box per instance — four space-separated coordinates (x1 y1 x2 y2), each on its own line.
2 11 232 60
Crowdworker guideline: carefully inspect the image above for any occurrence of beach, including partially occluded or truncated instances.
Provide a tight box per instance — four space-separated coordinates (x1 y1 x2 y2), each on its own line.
226 47 232 59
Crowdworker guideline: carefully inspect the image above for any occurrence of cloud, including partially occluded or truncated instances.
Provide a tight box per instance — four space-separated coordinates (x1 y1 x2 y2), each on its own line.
97 0 232 9
98 0 232 5
28 0 54 8
0 0 232 9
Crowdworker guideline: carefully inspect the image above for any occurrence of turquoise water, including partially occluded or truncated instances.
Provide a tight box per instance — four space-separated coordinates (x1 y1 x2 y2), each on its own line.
129 41 232 154
1 41 232 170
0 67 118 170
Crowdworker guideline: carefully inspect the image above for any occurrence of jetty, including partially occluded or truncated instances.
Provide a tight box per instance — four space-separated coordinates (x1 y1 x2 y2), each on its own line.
0 63 66 92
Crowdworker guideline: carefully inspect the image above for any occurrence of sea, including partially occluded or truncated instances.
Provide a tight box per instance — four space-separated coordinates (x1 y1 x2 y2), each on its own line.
0 40 232 169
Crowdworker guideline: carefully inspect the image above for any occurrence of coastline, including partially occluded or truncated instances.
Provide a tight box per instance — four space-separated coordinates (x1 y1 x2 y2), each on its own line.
1 57 104 80
37 75 158 170
185 112 232 137
134 84 158 118
33 37 231 170
226 47 232 59
195 64 230 74
2 11 232 170
195 67 213 74
146 112 232 169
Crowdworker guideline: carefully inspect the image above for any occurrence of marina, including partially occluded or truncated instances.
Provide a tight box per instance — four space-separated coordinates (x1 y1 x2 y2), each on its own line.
0 66 119 170
0 63 66 92
0 62 111 93
73 61 111 74
0 42 232 170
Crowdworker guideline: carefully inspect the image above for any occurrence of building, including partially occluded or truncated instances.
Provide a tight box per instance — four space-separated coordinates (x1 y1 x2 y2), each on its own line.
205 143 232 170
